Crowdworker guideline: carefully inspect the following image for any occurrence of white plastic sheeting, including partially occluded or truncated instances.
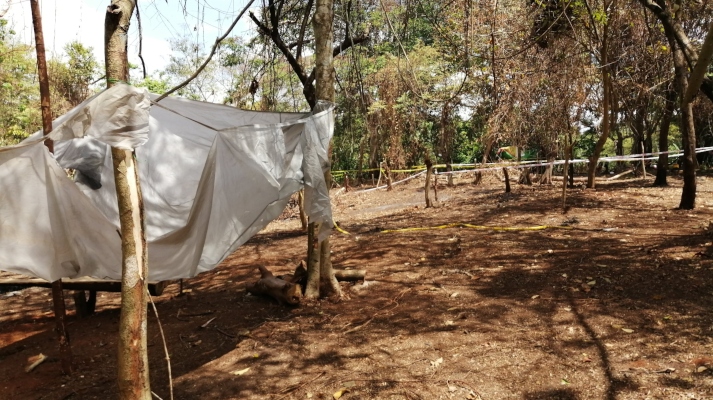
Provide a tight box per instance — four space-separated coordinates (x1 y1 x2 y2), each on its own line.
0 84 334 282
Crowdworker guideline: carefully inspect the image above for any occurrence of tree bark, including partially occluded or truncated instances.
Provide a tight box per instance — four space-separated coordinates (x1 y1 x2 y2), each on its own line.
653 88 675 186
298 190 307 231
305 223 321 298
425 157 433 208
105 1 151 398
30 0 74 376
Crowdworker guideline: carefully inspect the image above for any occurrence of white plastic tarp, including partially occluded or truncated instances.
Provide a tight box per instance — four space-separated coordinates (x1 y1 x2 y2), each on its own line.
0 84 334 282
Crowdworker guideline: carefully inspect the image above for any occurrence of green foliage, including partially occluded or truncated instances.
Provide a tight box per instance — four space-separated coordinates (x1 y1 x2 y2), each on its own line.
48 41 100 115
134 76 170 94
0 19 40 146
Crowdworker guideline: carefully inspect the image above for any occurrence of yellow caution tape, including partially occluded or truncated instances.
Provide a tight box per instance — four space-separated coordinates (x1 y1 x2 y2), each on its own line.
381 223 572 234
390 168 427 173
330 168 382 174
334 221 350 235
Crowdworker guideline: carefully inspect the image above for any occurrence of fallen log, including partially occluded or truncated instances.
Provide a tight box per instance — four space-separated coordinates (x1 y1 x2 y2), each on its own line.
245 265 302 305
334 269 366 282
278 262 365 284
607 169 635 181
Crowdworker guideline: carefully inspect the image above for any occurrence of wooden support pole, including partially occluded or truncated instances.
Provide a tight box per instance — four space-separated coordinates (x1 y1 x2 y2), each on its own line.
30 0 73 375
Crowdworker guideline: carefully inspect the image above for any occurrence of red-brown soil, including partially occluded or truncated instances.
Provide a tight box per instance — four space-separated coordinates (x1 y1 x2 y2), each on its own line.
3 171 713 400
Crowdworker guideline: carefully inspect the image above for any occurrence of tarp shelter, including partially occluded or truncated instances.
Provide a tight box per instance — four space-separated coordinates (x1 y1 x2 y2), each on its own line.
0 84 334 282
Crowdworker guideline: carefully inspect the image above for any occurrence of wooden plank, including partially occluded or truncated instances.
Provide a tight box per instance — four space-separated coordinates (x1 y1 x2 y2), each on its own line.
0 277 168 296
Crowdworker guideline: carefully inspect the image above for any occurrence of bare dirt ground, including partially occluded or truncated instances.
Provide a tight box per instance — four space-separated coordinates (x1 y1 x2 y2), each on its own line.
3 170 713 400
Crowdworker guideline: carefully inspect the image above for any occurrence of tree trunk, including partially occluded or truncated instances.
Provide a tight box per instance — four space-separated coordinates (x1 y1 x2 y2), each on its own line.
562 138 574 210
446 163 453 186
680 20 713 201
30 0 74 375
587 18 611 189
383 161 393 191
678 92 697 209
519 168 532 185
516 148 530 185
305 0 341 299
298 190 307 231
502 167 510 193
474 137 496 185
305 223 320 297
105 1 151 398
540 157 554 185
425 157 433 208
356 134 366 185
667 19 713 208
653 88 676 186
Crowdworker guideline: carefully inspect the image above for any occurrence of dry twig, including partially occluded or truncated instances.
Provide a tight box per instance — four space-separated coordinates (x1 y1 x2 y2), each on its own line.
148 289 173 400
275 371 326 399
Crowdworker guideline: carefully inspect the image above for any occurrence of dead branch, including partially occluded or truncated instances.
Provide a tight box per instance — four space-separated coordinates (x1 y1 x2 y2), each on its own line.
344 317 374 334
275 371 326 399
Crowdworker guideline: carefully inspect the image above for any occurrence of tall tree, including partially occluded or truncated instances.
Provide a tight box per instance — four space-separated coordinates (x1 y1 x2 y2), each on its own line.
105 0 151 398
249 0 369 298
640 0 713 208
584 0 616 188
305 0 342 298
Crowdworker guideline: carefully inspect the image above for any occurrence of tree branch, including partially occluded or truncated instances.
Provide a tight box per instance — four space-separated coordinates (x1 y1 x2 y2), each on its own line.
155 0 255 102
249 11 310 86
638 0 698 67
333 34 369 58
684 21 713 104
639 0 713 103
296 0 315 62
249 1 369 108
289 39 313 49
305 34 370 85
